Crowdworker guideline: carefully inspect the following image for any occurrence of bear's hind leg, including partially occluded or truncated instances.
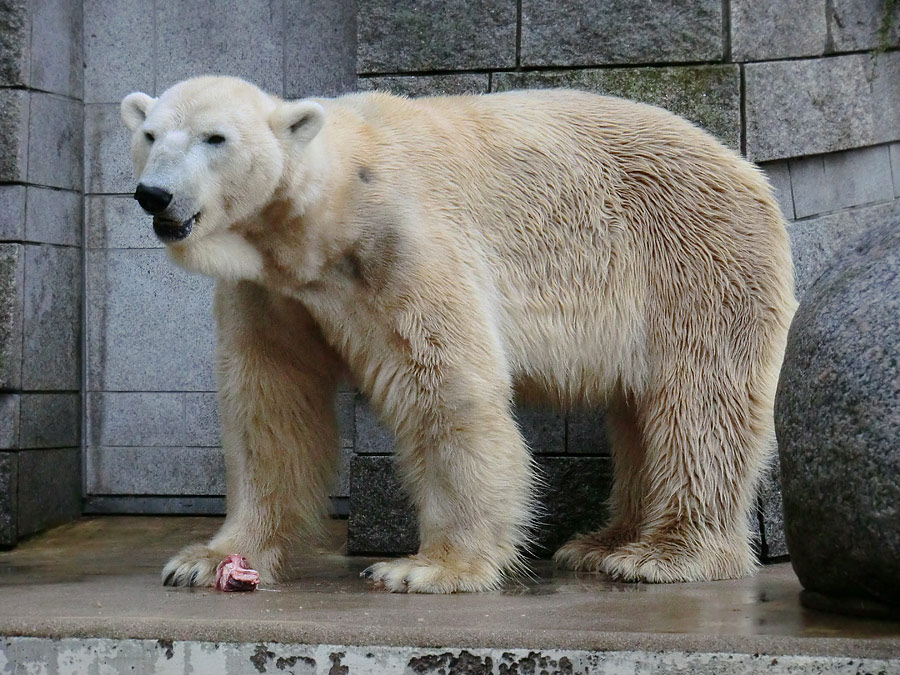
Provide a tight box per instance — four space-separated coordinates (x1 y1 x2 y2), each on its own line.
599 380 765 583
162 281 343 587
554 394 645 572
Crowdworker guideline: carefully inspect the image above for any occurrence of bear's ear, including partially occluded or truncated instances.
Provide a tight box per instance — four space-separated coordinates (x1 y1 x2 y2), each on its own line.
120 92 157 131
270 100 325 145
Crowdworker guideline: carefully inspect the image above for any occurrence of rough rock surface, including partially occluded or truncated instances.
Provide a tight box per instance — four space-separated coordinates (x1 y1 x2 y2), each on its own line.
775 218 900 610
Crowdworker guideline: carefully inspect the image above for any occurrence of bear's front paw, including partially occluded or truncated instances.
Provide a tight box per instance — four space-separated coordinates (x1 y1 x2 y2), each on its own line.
161 543 277 588
162 543 223 587
361 555 504 593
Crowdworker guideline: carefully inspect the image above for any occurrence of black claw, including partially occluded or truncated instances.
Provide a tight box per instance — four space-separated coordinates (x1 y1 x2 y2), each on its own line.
163 571 176 587
189 570 199 587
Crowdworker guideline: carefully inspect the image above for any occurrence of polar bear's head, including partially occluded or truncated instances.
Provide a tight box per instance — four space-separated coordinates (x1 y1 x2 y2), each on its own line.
121 76 325 245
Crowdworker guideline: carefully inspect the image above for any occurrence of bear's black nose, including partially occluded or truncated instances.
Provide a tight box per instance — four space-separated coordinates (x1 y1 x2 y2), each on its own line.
134 184 173 215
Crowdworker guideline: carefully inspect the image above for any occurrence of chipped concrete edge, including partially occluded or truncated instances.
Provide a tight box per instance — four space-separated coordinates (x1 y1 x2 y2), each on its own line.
2 638 899 674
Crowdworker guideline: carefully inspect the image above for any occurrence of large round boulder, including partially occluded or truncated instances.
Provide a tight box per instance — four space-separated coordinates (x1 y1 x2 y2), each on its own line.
775 218 900 618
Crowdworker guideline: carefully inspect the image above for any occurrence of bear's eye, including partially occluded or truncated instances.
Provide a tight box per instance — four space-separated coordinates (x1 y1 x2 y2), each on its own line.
144 131 155 143
206 134 226 146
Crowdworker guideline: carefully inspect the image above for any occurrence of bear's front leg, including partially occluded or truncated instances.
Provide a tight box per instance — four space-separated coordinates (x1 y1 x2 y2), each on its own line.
353 287 536 593
162 281 343 587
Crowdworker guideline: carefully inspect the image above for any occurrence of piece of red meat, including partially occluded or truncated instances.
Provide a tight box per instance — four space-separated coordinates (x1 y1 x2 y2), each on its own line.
215 554 260 592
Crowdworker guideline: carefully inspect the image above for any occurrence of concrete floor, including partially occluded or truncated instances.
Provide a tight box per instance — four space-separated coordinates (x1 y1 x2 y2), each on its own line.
1 517 898 673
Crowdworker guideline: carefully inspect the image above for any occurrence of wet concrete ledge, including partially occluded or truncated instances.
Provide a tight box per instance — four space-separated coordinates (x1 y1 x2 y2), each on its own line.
0 517 898 673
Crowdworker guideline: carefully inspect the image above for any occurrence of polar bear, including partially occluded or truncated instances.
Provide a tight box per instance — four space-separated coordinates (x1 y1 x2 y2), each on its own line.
121 76 796 593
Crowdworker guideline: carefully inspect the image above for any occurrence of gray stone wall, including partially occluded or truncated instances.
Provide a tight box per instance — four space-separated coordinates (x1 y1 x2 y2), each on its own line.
0 0 83 545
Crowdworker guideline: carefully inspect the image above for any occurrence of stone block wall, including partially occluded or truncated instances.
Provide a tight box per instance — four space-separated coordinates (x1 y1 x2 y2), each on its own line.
350 0 900 559
0 0 83 546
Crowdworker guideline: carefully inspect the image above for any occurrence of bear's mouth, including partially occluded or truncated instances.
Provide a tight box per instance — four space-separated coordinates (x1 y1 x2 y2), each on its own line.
153 213 198 243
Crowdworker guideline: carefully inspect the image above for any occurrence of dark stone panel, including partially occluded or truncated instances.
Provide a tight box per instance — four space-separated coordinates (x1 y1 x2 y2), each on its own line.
566 410 610 455
0 452 17 546
347 455 613 557
514 406 565 455
347 454 417 555
83 495 226 515
16 448 81 539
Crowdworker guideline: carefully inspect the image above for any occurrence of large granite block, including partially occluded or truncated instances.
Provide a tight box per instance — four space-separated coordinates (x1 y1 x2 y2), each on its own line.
22 245 81 390
745 52 900 162
84 103 133 195
348 454 613 556
86 446 225 495
787 199 900 298
831 0 900 52
20 393 80 448
0 0 29 87
521 0 722 67
730 0 826 61
759 161 795 221
0 244 24 390
0 452 17 546
358 74 490 97
285 0 356 99
84 0 155 103
88 392 184 447
0 394 19 449
0 89 29 182
30 0 82 99
493 65 740 150
25 187 81 246
184 393 220 447
776 216 900 613
0 185 25 240
86 195 160 249
155 0 285 95
358 0 516 73
790 145 894 219
16 448 80 539
86 249 216 391
27 93 83 191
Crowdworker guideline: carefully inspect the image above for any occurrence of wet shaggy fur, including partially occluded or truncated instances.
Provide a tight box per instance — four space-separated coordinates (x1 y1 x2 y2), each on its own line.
121 77 796 593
